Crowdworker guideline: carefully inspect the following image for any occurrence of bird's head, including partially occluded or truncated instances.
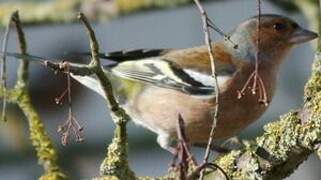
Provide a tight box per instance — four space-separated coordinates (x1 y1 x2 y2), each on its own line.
227 14 318 65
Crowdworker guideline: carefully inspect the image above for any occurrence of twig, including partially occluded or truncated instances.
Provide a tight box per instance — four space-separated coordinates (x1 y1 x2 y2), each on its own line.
193 1 220 179
3 12 132 177
177 114 197 165
171 115 197 179
7 12 133 178
0 13 14 122
187 162 229 180
57 64 84 145
171 115 228 180
77 13 121 112
206 17 238 49
10 11 67 179
76 12 134 178
237 0 269 106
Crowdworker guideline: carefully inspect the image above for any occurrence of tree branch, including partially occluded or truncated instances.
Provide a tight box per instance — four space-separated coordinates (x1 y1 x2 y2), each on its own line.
43 12 135 179
193 0 220 175
0 11 67 179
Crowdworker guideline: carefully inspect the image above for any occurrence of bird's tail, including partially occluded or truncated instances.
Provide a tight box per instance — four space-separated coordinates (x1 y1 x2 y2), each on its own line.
0 52 49 64
2 52 111 98
66 52 112 60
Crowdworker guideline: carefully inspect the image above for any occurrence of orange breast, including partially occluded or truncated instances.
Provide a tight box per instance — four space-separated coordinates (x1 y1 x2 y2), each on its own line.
123 63 277 144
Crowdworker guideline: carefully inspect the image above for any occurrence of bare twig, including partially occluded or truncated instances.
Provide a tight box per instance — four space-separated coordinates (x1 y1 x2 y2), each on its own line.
177 118 188 180
170 115 197 179
56 64 84 145
237 0 269 106
77 13 121 112
187 162 229 180
177 115 197 165
0 13 14 122
193 1 220 179
170 115 228 180
205 17 238 49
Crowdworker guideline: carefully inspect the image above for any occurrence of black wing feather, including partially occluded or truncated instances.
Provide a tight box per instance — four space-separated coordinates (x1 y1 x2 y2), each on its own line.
73 49 169 62
105 49 167 61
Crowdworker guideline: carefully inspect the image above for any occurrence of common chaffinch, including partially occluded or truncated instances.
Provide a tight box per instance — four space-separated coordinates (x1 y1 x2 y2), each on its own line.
72 14 318 153
7 14 318 153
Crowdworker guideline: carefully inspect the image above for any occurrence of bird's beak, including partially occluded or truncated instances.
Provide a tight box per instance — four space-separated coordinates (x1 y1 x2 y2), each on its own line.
289 28 318 44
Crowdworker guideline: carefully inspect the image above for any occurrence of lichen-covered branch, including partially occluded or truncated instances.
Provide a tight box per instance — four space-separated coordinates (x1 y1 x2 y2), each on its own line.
0 11 67 179
39 13 135 180
18 90 67 180
77 13 134 179
13 12 66 180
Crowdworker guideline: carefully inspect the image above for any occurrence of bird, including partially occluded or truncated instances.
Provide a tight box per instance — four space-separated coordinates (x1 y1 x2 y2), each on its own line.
6 14 318 153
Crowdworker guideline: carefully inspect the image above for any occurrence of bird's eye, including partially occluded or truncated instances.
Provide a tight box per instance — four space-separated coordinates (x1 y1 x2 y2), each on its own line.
291 22 299 28
273 23 287 31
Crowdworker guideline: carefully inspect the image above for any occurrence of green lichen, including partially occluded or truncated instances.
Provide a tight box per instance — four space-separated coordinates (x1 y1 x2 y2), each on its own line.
1 88 66 179
18 92 66 179
39 172 68 180
257 113 301 161
204 150 241 179
216 150 242 173
233 151 262 180
0 11 67 179
301 53 321 150
304 53 321 100
99 121 135 180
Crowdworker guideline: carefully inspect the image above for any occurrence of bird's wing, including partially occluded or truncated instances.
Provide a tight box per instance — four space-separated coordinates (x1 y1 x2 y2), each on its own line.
103 43 237 75
111 45 237 97
111 58 217 96
99 43 237 97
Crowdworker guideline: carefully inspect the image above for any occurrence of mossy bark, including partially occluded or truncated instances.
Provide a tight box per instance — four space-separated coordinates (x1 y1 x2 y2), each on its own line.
0 12 67 179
